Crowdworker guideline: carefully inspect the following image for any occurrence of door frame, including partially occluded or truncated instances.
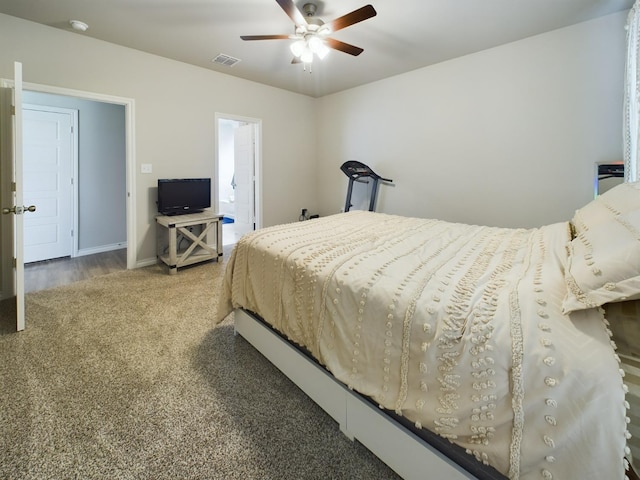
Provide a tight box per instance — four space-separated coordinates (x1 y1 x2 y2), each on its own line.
0 80 136 282
214 113 262 232
23 103 79 260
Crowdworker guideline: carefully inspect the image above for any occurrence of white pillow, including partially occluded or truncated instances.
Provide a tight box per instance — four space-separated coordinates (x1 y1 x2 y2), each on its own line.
571 181 640 235
563 208 640 314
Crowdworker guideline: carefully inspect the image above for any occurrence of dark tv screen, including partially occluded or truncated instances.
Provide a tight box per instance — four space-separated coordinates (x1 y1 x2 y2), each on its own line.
157 178 211 215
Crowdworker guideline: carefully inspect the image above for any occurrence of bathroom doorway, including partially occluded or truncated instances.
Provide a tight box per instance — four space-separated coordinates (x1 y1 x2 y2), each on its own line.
215 114 261 245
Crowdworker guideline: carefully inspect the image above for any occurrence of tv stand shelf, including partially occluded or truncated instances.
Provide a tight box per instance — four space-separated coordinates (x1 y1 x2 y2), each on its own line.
155 210 223 274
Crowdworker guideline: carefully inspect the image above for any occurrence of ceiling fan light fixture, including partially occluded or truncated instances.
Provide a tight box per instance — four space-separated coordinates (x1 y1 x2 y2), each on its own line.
290 39 306 57
308 36 329 59
316 45 329 60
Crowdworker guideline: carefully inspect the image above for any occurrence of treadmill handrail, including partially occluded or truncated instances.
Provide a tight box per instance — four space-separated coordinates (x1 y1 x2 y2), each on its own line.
340 160 393 183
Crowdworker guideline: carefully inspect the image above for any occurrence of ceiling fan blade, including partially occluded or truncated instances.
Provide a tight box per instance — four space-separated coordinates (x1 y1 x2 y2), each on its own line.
275 0 308 26
326 38 364 56
240 34 291 41
291 57 301 64
327 4 377 33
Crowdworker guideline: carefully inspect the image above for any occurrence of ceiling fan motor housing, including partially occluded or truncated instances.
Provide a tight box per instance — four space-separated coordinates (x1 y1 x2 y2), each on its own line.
301 3 324 29
302 3 318 17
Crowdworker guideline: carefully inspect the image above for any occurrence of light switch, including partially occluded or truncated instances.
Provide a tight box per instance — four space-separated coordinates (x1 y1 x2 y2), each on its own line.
141 163 152 174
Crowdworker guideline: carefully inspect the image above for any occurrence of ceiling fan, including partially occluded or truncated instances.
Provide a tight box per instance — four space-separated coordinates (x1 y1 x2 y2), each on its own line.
240 0 377 66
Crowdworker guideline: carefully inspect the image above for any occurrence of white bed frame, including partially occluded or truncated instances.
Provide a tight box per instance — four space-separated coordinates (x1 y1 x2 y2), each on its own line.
234 309 482 480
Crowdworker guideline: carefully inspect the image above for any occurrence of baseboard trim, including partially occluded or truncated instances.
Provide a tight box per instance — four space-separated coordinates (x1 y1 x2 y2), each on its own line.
136 257 158 268
76 242 127 258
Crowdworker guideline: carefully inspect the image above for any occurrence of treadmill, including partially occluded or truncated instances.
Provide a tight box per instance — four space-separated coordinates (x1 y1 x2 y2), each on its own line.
340 160 392 212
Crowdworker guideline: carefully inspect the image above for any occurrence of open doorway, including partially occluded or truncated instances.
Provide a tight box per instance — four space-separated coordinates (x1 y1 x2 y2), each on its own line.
14 84 134 296
216 114 261 246
21 90 128 292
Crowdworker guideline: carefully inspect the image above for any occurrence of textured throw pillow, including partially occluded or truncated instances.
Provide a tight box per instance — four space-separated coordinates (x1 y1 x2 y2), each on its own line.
563 207 640 314
571 181 640 236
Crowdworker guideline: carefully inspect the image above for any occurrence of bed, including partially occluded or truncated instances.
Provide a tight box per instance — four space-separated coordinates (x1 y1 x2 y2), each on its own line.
216 181 640 480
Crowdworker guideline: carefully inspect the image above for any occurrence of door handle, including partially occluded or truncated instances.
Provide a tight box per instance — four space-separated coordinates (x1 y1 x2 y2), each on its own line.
2 205 36 215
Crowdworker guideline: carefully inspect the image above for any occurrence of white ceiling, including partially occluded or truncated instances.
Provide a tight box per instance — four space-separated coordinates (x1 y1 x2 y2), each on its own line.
0 0 634 97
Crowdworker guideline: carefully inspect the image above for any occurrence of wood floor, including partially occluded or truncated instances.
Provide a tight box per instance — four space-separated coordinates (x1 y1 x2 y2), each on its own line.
24 249 127 293
23 222 240 293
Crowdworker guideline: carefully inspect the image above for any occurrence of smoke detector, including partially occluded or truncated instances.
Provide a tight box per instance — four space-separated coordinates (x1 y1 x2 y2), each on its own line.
69 20 89 32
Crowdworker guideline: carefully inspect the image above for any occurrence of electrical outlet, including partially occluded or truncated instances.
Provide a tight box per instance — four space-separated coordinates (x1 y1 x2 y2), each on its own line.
141 163 152 174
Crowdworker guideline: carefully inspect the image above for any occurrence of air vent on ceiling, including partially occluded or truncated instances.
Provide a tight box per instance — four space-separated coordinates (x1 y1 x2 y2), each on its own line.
212 54 241 67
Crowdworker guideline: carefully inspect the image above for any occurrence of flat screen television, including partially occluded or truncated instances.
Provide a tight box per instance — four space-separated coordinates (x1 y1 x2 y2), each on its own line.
157 178 211 216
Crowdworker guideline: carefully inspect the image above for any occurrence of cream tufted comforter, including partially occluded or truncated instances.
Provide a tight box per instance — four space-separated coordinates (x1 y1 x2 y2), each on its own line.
217 211 628 480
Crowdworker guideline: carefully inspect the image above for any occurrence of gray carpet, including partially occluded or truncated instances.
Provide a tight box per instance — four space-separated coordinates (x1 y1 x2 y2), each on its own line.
0 258 399 480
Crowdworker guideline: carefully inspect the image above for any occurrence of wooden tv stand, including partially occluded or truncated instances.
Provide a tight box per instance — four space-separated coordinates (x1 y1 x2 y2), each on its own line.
155 210 223 274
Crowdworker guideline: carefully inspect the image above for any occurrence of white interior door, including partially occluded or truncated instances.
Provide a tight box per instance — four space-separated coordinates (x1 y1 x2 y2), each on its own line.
0 62 26 331
22 106 74 263
233 124 255 237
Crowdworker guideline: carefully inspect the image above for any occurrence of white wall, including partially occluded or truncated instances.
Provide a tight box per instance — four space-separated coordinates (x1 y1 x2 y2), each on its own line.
316 12 627 228
0 13 318 270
